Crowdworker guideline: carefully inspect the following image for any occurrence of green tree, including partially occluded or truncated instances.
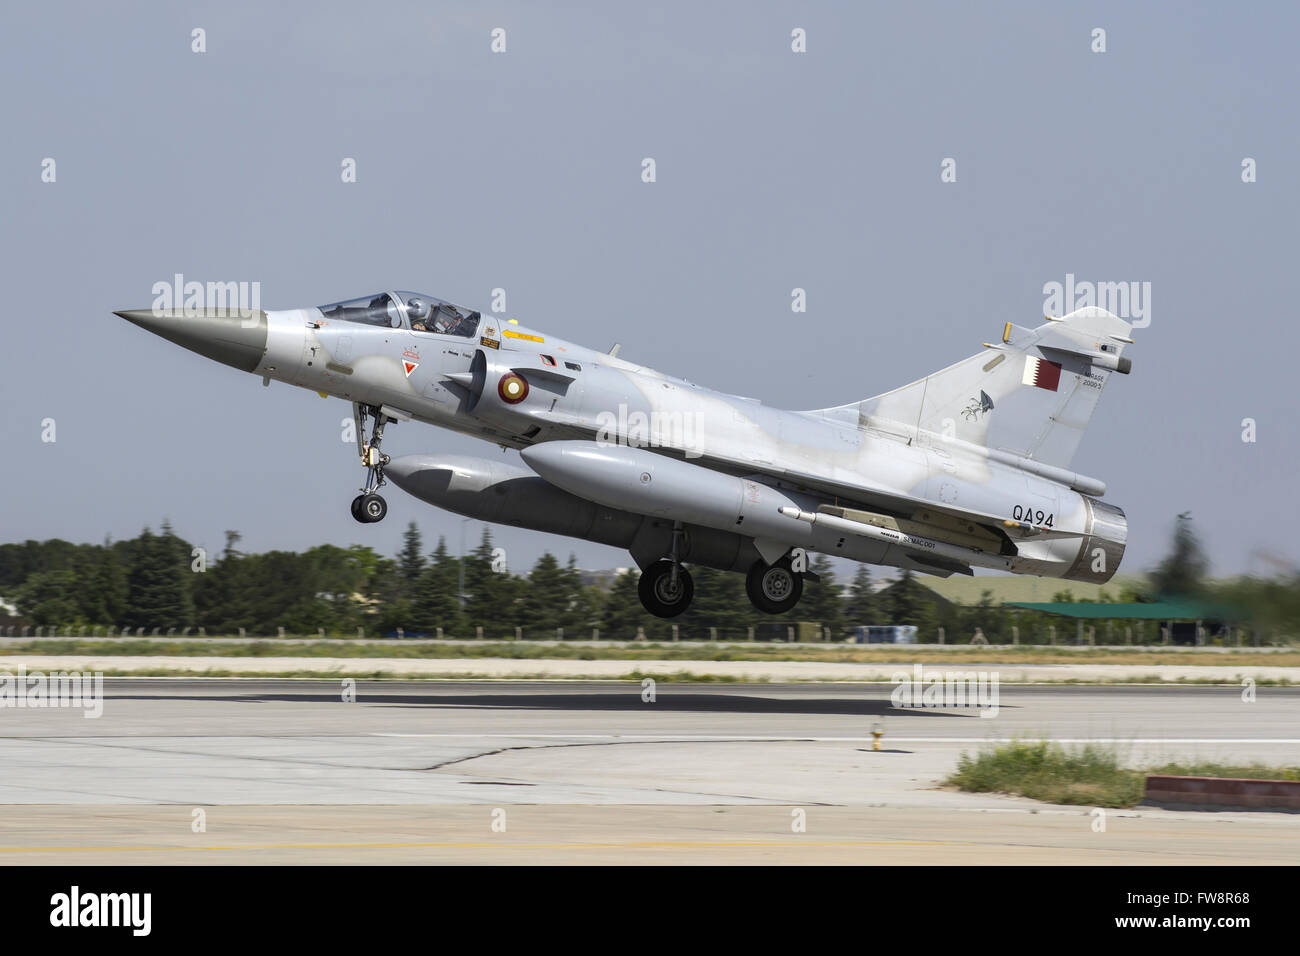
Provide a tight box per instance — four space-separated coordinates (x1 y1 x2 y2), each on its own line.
125 525 194 630
397 522 426 597
843 564 877 628
1150 511 1209 598
800 553 845 638
681 565 752 639
461 529 517 636
562 555 604 635
882 570 939 640
13 570 81 627
414 537 462 634
959 588 1008 642
80 546 128 624
600 568 671 640
521 552 573 635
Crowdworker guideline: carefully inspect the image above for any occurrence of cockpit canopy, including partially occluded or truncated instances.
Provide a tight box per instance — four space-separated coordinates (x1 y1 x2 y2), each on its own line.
316 291 481 338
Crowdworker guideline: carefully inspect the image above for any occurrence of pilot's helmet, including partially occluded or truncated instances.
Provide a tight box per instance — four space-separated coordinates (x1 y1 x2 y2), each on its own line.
407 297 430 320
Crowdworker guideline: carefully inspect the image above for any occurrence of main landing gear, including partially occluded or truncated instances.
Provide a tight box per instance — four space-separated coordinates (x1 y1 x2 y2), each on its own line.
637 523 694 618
745 555 803 615
351 404 391 524
634 530 810 619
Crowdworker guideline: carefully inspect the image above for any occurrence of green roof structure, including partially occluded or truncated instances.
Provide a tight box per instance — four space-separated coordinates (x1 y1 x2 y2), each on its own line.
1004 599 1235 620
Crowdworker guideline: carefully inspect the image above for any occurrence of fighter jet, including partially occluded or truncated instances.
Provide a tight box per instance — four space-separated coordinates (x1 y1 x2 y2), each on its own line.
114 292 1134 618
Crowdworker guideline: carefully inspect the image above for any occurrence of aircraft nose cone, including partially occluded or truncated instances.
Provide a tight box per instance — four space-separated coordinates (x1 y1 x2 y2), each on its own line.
114 308 269 373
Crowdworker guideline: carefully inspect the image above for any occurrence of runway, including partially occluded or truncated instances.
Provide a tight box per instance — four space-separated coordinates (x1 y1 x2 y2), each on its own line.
1 680 1296 863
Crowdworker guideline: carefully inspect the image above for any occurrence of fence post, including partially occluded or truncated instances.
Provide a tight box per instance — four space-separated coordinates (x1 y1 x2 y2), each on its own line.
937 626 945 645
747 626 754 641
709 626 717 642
671 624 679 642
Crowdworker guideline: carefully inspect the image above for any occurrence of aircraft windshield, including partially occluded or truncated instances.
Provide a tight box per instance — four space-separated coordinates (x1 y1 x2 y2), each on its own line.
318 293 404 328
316 291 481 338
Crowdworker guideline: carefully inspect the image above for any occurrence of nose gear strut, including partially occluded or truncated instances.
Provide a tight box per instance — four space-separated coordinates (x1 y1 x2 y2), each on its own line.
351 403 392 523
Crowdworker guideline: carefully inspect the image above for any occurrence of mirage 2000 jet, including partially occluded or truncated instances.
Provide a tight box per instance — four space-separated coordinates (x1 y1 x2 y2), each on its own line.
115 292 1134 618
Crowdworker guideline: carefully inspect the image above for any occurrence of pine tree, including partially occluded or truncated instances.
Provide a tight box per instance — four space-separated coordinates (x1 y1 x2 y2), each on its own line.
882 570 938 640
681 565 752 639
843 564 877 628
563 555 603 634
414 537 462 634
397 522 426 597
600 569 670 640
799 553 845 638
80 546 128 624
462 528 516 636
1150 512 1209 598
601 570 645 639
522 552 572 635
125 525 194 630
223 530 243 560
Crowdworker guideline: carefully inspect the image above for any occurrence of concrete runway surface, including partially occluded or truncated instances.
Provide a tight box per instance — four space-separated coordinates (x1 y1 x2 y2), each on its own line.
0 680 1296 864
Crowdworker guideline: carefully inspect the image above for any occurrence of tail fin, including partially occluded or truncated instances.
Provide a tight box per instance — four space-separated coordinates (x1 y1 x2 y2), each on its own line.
835 307 1134 469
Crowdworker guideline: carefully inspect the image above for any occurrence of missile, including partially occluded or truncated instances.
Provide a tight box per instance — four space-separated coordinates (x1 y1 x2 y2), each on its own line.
777 506 1014 572
518 440 816 552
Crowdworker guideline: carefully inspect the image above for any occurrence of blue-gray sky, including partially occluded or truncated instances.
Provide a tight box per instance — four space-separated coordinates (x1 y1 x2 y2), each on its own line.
2 1 1297 579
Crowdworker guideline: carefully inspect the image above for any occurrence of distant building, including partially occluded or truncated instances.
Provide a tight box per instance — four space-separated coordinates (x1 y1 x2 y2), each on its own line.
578 568 631 590
851 625 918 644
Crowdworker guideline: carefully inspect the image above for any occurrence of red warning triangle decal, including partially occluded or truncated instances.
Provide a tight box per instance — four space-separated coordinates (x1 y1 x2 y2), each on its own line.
403 360 419 377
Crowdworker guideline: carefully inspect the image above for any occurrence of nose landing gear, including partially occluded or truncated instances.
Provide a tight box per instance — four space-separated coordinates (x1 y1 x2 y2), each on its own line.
351 404 392 524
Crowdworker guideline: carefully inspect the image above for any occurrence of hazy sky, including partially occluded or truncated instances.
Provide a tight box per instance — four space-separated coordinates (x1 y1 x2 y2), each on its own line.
2 1 1297 581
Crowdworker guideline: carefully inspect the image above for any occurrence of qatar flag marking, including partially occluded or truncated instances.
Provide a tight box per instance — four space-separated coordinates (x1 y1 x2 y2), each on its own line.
403 360 419 377
1022 356 1062 391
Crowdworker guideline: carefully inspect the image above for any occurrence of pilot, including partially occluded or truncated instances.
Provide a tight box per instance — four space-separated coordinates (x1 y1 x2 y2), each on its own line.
407 297 431 332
